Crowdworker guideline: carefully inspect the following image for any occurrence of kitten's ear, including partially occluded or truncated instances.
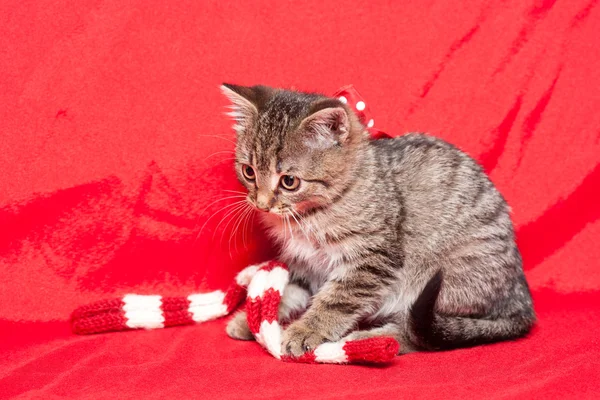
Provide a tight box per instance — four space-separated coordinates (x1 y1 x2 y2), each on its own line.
220 83 272 134
300 100 349 148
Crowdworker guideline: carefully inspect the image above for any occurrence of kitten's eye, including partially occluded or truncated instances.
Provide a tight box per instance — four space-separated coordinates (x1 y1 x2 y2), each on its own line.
242 164 256 180
280 175 300 191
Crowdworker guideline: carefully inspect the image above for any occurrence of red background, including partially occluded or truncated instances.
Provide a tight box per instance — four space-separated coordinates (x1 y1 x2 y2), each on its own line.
1 0 600 398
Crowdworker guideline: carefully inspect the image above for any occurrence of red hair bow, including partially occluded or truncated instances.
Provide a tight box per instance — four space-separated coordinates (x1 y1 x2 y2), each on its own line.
332 85 391 140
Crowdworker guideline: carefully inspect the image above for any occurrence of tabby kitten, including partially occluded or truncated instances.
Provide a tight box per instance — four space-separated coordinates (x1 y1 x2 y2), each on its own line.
221 84 535 356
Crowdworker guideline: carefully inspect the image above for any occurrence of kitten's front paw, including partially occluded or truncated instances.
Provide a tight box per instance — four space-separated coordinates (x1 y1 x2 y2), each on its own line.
281 321 327 357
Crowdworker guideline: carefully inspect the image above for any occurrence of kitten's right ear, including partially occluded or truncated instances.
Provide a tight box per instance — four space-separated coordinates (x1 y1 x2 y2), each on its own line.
220 84 272 134
299 100 350 148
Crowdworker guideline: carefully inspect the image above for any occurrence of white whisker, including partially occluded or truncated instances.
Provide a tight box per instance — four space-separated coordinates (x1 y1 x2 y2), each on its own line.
242 207 255 249
212 157 237 166
282 214 288 242
221 202 249 259
196 200 247 242
214 202 248 243
195 134 236 146
289 208 309 240
230 205 253 255
285 214 294 242
203 150 236 162
197 195 247 219
221 189 247 195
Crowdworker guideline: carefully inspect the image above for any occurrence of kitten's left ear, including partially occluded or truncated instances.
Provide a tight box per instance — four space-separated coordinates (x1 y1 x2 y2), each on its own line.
220 83 273 134
299 99 350 148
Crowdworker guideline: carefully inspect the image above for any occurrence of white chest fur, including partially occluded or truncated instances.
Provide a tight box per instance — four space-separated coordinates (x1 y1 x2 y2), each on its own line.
267 217 413 321
282 235 343 274
268 220 345 291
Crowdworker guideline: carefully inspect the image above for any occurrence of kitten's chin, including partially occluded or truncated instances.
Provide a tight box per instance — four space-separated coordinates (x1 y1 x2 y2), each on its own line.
258 212 287 240
259 211 285 225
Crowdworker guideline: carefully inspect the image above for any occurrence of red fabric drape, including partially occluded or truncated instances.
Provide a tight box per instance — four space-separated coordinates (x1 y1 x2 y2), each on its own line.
1 0 599 398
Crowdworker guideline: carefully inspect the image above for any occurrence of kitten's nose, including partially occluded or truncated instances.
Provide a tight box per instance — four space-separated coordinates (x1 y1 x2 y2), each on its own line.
256 193 273 211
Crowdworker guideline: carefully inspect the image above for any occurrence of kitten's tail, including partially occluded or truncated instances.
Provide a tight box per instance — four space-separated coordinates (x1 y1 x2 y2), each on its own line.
408 270 534 351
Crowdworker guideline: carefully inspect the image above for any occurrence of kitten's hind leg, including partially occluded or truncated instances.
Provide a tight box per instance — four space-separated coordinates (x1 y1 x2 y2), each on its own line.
343 323 417 354
226 311 255 341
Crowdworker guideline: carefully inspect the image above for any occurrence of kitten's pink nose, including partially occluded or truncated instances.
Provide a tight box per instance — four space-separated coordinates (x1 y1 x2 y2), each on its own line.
256 193 273 212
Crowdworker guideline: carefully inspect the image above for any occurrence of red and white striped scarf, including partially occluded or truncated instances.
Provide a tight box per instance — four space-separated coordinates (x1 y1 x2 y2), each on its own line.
71 260 399 365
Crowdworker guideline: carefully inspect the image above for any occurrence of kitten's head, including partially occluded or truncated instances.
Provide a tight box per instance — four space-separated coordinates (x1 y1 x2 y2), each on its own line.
221 83 366 219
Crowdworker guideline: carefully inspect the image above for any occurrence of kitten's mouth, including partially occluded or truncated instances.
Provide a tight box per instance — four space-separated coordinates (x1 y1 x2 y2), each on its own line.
269 209 288 217
254 206 293 218
250 203 274 214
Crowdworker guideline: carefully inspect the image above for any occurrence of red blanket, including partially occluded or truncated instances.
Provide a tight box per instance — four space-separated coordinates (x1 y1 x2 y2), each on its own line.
2 0 599 398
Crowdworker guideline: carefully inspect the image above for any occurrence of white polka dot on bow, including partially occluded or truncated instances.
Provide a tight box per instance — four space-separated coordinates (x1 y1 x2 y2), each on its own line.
367 119 374 128
338 96 348 104
356 101 366 111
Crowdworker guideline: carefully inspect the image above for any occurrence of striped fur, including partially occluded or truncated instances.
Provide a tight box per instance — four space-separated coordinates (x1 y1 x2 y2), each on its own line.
222 84 535 357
